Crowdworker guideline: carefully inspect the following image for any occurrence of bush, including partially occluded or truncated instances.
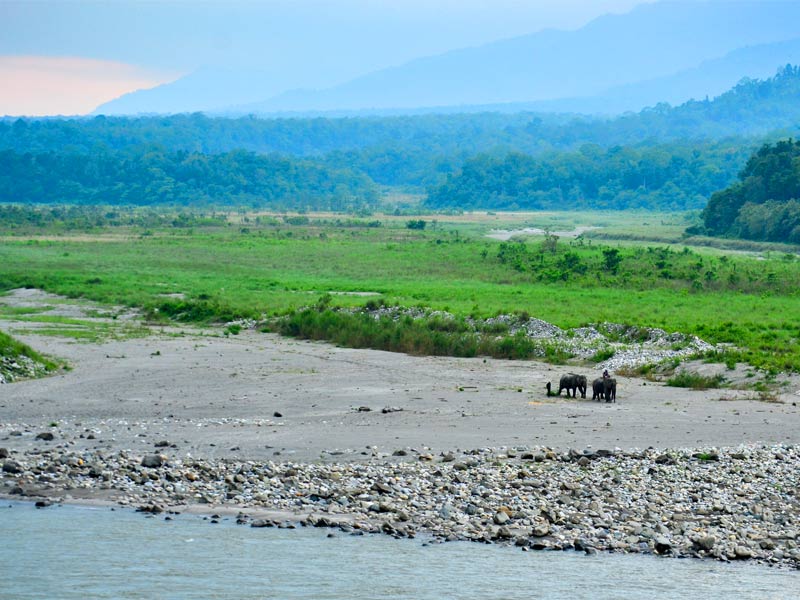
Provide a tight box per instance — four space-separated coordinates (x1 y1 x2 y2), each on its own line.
666 371 725 389
275 307 571 362
590 348 616 363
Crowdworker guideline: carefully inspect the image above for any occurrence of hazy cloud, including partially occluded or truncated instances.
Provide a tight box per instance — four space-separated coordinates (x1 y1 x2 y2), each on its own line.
0 56 179 116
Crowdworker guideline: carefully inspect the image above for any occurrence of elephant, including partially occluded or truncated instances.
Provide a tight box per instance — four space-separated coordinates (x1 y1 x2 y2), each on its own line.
592 377 617 402
558 373 587 398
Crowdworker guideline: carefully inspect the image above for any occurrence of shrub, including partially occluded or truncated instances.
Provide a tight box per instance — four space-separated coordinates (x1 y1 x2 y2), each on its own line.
590 348 616 363
666 372 725 389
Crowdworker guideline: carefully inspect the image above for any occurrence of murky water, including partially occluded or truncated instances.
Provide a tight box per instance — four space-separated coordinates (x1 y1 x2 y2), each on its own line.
0 501 796 599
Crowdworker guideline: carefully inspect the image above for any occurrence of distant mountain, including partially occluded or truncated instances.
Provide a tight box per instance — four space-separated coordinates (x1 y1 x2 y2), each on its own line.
222 37 800 118
94 1 800 116
233 1 800 115
512 36 800 115
92 67 290 116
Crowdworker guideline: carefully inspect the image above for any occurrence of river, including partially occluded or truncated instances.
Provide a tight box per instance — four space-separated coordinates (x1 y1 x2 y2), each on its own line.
1 501 796 599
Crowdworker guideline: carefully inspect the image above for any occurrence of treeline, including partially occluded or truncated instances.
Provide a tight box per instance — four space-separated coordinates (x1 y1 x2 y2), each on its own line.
425 142 751 211
0 149 378 210
2 66 800 209
5 67 800 161
696 139 800 242
0 204 228 231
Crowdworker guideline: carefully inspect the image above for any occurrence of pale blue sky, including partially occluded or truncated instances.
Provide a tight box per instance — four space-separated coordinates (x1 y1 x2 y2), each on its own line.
0 0 655 115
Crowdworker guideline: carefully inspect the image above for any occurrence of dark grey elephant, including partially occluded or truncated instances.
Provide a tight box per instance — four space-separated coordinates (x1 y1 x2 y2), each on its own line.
592 377 617 402
559 373 587 398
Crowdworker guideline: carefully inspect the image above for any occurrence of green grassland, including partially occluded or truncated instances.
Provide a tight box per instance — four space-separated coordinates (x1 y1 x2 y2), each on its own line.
1 208 799 373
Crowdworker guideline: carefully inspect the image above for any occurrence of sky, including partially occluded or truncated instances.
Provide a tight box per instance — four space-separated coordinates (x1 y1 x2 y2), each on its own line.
0 0 652 116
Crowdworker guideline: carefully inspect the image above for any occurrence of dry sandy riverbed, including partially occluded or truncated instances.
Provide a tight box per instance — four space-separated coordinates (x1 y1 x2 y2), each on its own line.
2 288 799 461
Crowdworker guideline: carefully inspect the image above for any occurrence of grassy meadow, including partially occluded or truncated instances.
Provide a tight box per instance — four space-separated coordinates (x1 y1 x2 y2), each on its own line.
1 207 799 373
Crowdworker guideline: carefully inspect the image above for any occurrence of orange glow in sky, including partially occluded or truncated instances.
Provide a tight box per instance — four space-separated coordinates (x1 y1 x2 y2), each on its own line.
0 56 179 116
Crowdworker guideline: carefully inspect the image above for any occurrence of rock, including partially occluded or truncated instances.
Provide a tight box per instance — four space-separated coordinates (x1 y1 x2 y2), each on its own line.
654 537 672 555
493 511 510 525
35 432 55 441
495 526 513 540
573 538 591 552
372 482 394 494
392 449 408 457
655 454 675 465
250 519 275 527
693 535 716 552
2 460 22 474
356 406 371 412
734 545 754 560
532 523 550 537
381 407 402 414
154 440 170 448
273 411 283 418
577 456 590 467
141 454 167 468
0 448 8 459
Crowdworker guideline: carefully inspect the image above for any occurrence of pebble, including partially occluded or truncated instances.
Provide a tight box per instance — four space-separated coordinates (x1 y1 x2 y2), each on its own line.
1 443 798 569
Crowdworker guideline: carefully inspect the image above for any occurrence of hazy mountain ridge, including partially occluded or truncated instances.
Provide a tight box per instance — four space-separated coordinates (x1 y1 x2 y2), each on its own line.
7 66 800 212
94 1 800 116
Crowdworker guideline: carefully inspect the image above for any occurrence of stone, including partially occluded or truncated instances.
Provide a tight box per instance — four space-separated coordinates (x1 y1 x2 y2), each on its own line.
532 523 550 537
0 448 8 459
141 454 167 468
2 460 22 474
273 411 283 418
654 537 672 554
35 432 55 441
493 511 510 525
693 535 716 552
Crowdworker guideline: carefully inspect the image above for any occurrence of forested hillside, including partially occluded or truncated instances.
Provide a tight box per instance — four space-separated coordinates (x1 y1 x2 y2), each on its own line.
696 139 800 242
0 149 378 210
1 67 800 209
424 142 751 211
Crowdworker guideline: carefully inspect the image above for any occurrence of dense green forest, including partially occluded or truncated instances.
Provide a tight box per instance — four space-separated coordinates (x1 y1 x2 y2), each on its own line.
1 66 800 210
424 142 751 211
0 149 378 210
696 139 800 242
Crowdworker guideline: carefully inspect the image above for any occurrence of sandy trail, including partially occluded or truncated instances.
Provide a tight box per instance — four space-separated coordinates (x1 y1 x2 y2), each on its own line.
2 289 799 462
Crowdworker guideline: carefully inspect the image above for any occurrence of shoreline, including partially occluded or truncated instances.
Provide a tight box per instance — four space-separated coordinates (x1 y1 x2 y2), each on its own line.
2 289 800 571
3 442 799 569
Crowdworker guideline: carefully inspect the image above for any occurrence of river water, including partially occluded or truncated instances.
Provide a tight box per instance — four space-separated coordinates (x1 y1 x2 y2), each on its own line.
1 501 796 599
